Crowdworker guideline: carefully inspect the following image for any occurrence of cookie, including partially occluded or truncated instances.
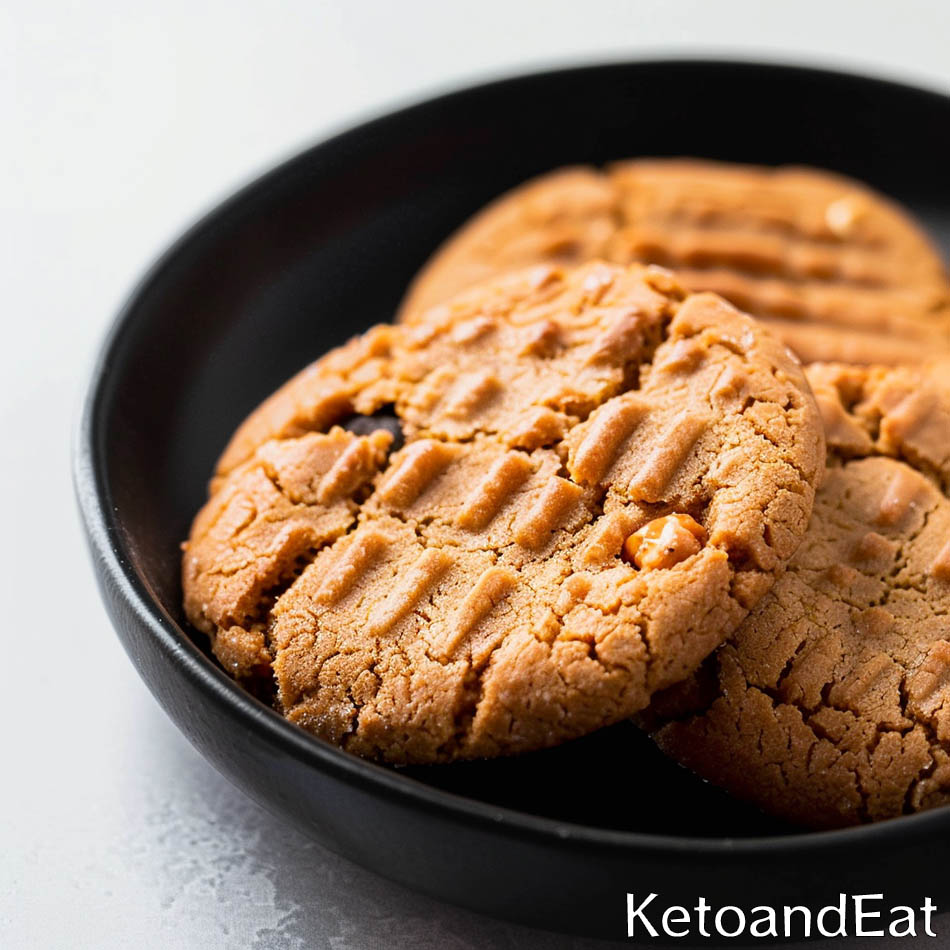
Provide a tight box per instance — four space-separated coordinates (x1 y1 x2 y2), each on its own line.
644 362 950 828
182 262 824 764
398 159 950 365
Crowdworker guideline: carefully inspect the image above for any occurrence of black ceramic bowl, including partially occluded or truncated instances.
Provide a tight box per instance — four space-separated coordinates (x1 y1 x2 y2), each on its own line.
76 60 950 943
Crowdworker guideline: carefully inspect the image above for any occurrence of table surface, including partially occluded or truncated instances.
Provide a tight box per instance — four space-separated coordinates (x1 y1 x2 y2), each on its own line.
6 2 950 946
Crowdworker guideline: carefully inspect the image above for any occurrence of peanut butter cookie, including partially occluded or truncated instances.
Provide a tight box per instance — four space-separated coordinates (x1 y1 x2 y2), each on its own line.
183 262 824 764
645 362 950 828
398 160 950 365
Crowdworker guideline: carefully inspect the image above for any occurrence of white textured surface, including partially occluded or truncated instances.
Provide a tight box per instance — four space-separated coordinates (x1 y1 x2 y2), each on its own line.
5 2 950 946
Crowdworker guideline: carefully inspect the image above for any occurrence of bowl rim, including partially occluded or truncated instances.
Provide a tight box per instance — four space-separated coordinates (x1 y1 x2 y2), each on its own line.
75 55 950 858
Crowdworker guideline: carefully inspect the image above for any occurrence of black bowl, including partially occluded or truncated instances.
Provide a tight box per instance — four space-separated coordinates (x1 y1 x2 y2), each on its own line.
76 60 950 943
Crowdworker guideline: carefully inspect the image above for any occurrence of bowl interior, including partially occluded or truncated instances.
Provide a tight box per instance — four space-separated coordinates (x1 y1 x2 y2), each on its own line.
95 60 950 840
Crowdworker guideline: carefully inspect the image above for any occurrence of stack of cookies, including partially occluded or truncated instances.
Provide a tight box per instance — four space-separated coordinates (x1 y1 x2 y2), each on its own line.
183 159 950 829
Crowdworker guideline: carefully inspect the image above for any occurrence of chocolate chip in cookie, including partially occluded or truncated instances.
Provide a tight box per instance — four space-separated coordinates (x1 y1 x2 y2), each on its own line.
341 407 406 453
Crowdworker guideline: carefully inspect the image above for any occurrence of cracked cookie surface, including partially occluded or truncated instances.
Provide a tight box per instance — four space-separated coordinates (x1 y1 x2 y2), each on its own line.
398 159 950 366
645 362 950 827
183 262 824 764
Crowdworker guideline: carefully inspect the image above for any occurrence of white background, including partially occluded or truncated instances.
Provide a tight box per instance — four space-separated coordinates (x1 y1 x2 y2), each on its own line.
5 2 950 947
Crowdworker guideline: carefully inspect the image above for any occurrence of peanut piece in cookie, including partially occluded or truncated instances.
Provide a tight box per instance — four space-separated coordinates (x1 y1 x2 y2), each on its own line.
622 514 706 570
